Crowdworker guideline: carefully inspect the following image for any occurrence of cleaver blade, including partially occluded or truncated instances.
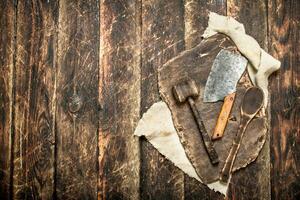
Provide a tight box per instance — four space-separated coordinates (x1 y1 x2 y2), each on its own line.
203 49 248 103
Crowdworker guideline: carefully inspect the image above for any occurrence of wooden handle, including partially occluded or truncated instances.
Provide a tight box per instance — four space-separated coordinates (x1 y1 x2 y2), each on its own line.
220 87 264 182
188 97 219 165
212 92 236 140
220 118 248 182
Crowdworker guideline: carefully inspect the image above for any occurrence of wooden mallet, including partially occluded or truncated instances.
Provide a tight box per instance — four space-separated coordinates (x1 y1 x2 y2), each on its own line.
173 78 219 165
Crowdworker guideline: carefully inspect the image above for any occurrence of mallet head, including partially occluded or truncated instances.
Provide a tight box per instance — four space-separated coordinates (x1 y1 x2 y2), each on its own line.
172 78 199 103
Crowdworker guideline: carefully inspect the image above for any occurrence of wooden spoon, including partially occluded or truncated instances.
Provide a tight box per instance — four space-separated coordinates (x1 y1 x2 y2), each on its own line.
220 86 264 182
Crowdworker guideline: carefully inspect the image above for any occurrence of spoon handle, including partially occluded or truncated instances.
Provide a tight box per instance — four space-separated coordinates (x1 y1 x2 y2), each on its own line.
220 117 249 182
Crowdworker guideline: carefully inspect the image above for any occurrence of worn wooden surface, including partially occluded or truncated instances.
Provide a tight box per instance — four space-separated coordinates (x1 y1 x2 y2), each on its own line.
56 0 99 199
226 1 271 199
183 2 226 199
98 0 140 199
12 1 57 199
0 0 299 199
159 35 267 184
140 1 185 199
269 0 300 199
0 0 14 199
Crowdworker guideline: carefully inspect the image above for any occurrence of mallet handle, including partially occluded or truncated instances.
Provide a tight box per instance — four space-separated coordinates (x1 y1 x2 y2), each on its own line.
187 97 219 165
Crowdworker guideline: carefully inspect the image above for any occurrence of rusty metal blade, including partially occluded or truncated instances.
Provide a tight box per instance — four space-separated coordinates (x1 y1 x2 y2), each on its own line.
203 49 248 102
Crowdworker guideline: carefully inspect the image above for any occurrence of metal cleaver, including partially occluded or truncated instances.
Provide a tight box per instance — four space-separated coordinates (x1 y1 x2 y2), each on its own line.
203 49 248 140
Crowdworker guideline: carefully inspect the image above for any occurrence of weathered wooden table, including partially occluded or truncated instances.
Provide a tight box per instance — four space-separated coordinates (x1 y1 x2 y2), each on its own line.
0 0 299 199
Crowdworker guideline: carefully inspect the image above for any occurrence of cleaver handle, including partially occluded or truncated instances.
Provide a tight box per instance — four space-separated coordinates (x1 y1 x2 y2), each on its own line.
212 92 236 140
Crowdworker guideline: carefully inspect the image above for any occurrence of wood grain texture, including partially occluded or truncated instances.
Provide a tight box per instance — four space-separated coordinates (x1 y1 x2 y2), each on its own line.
183 1 226 199
98 0 141 199
12 1 58 199
226 0 271 199
184 0 226 49
220 87 264 183
269 0 300 199
0 0 15 199
140 0 186 199
213 92 236 140
0 1 299 199
56 0 99 199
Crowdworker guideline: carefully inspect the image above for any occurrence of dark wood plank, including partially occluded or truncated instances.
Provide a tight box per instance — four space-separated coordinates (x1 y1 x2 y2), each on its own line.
183 1 225 199
0 0 15 199
227 0 268 47
184 178 224 200
269 0 300 199
56 0 99 199
11 1 58 199
98 0 141 199
184 0 226 49
140 0 186 199
226 0 270 199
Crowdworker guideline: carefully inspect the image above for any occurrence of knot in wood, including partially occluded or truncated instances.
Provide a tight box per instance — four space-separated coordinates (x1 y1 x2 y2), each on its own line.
39 121 51 139
68 94 83 113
